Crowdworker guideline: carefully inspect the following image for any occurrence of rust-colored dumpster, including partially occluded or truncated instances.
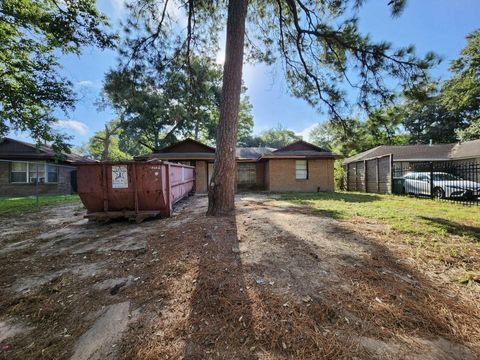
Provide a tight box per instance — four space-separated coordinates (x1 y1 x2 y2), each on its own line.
76 160 195 222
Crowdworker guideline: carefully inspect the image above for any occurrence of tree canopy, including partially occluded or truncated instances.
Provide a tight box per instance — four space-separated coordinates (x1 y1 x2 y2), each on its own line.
310 28 480 156
0 0 116 151
101 55 254 152
87 120 132 161
242 125 302 148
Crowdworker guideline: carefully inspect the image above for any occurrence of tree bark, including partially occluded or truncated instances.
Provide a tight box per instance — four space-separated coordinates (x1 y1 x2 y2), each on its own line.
207 0 248 216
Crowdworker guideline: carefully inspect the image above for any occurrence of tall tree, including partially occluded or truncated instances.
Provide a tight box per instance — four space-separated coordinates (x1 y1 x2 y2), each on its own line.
310 113 408 157
441 29 480 124
0 0 115 151
207 0 248 215
456 119 480 142
122 0 436 215
103 56 254 151
242 125 302 147
87 120 131 161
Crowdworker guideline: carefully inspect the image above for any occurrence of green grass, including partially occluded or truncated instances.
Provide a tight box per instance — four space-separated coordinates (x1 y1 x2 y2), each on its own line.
0 194 80 216
280 192 480 242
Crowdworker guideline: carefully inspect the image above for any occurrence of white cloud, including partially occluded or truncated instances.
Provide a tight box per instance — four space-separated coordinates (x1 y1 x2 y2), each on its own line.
77 80 101 90
296 123 318 142
55 120 89 136
78 80 94 87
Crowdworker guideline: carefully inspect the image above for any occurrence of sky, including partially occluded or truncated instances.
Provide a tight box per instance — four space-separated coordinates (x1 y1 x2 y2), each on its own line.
9 0 480 146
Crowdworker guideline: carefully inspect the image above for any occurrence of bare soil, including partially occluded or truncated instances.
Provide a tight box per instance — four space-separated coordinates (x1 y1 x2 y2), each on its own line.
0 194 479 359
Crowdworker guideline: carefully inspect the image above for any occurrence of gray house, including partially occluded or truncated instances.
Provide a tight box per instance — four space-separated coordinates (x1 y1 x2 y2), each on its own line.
345 139 480 173
343 139 480 194
0 138 89 196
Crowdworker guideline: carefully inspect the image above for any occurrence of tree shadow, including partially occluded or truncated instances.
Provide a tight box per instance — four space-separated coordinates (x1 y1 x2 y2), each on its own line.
229 198 480 359
121 195 480 359
183 215 257 359
281 191 382 204
418 216 480 241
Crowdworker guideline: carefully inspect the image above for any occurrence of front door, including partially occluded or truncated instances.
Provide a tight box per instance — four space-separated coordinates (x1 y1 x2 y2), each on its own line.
236 163 257 189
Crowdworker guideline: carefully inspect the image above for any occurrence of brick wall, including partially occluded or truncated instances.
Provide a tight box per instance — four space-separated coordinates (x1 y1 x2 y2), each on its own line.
266 159 334 192
0 162 75 196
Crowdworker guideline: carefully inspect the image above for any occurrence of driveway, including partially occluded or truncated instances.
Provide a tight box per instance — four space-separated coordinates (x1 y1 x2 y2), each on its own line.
0 194 479 359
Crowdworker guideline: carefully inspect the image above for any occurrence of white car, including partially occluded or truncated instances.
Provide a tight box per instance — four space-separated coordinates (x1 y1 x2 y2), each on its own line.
403 171 480 199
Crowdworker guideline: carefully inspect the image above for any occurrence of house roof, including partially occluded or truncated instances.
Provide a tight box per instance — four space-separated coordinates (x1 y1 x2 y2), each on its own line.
264 140 341 159
0 137 91 163
140 138 340 161
236 147 275 160
343 139 480 164
156 138 215 153
450 139 480 160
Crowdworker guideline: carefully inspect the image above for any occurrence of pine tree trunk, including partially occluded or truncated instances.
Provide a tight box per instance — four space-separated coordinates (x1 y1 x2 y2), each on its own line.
207 0 248 216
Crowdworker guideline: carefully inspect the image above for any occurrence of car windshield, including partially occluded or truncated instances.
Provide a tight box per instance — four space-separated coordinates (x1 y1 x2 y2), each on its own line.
432 173 461 181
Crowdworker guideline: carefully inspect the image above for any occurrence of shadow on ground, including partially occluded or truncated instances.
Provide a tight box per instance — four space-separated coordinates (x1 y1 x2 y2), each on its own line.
419 216 480 241
120 195 480 360
281 191 382 204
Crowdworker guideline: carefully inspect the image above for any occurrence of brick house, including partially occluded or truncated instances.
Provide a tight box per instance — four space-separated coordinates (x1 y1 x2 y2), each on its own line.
137 138 340 193
0 138 90 196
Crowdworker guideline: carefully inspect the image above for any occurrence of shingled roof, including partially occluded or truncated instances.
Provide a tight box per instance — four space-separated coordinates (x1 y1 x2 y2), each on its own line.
236 147 275 160
0 138 91 163
450 139 480 160
344 139 480 164
141 138 340 161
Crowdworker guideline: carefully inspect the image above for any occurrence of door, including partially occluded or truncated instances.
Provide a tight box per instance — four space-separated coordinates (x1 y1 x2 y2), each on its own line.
236 163 257 189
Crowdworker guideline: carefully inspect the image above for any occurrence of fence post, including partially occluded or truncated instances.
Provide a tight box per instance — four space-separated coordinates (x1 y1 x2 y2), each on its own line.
346 164 349 191
389 154 393 194
36 165 39 208
429 162 434 199
355 163 358 191
364 160 367 193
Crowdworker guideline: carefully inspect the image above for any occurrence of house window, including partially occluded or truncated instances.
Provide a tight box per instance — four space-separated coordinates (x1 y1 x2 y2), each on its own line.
9 161 59 184
10 162 28 183
47 164 59 183
295 160 308 180
29 163 46 183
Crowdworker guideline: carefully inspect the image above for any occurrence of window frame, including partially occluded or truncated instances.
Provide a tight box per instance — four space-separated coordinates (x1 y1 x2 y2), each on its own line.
9 161 60 184
46 163 59 184
10 161 29 184
295 159 308 180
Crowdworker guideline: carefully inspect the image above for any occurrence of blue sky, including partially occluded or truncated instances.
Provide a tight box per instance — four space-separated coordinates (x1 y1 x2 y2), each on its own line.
9 0 480 146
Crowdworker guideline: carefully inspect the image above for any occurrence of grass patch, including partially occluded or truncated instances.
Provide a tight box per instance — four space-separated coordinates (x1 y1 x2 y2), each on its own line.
0 194 80 216
280 192 480 242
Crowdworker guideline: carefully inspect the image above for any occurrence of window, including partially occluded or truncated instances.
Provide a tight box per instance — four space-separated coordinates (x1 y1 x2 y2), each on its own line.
29 163 46 183
10 162 28 183
9 161 59 184
295 160 308 180
47 164 59 183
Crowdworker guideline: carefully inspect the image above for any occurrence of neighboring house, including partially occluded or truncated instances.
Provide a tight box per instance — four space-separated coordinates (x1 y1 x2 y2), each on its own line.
344 139 480 174
137 138 340 192
342 139 480 193
0 138 89 196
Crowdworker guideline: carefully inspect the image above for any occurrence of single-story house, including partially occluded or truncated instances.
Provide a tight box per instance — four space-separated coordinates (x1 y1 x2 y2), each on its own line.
137 138 340 193
342 139 480 193
344 139 480 175
0 137 89 196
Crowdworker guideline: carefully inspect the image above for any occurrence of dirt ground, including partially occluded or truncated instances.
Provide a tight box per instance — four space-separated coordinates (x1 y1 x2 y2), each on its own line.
1 194 479 359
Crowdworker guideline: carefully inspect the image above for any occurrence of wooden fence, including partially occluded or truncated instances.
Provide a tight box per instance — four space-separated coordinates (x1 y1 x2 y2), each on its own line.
344 154 393 194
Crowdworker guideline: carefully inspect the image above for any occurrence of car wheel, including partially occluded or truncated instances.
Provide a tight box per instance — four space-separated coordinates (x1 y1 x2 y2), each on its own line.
433 187 445 199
